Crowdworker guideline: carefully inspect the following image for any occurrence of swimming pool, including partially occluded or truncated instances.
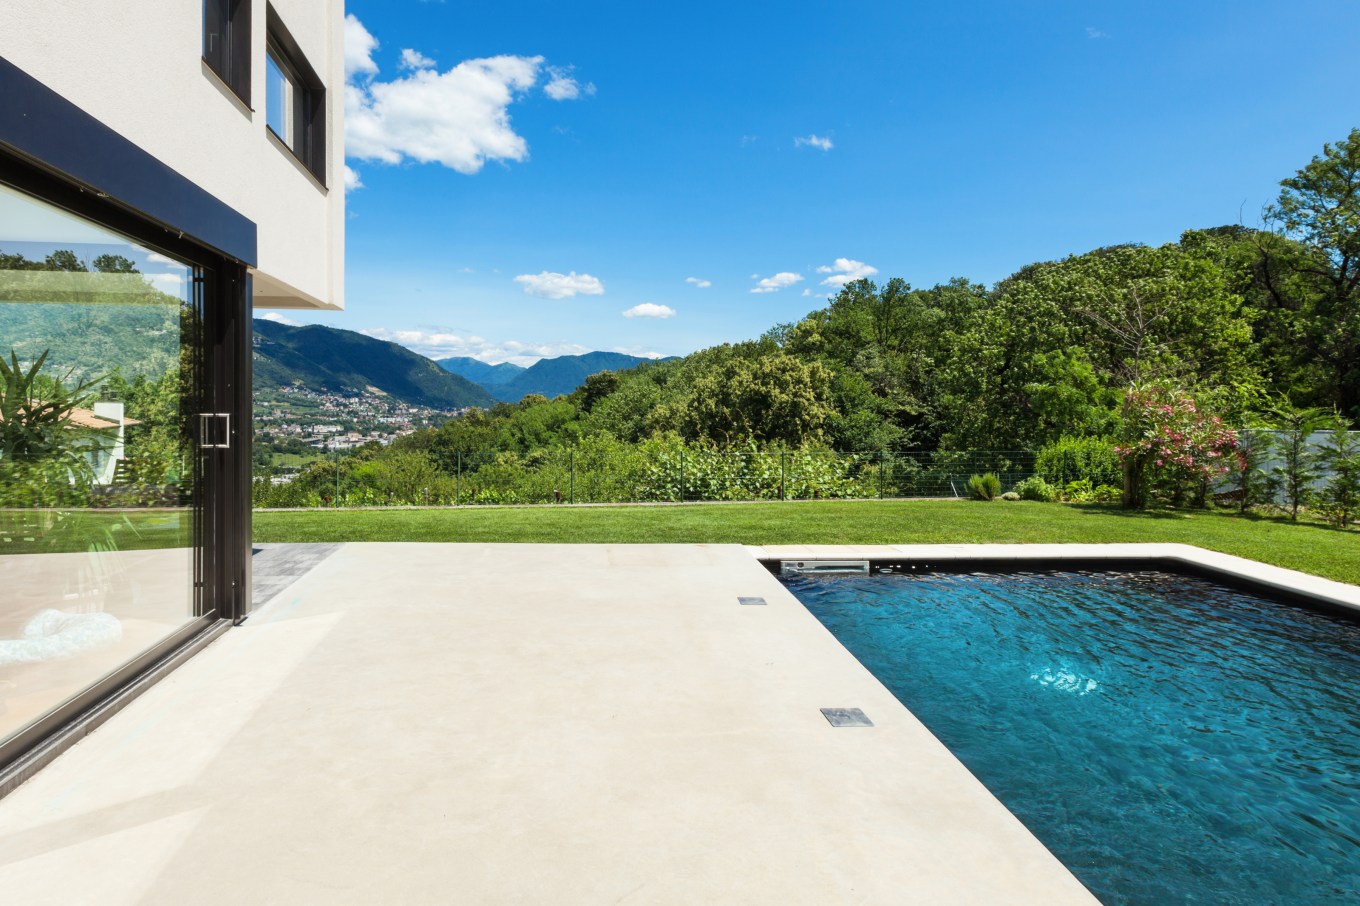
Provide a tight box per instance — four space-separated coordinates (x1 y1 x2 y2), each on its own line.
783 568 1360 905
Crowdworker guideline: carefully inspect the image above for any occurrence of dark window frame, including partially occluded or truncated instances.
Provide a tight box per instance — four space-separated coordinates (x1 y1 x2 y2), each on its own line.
0 148 252 782
264 5 327 187
203 0 252 107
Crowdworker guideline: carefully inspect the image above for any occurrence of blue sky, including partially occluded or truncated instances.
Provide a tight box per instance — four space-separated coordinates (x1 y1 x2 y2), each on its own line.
279 1 1360 365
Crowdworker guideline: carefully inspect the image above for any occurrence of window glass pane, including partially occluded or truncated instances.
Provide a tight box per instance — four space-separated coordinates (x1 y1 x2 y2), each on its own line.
203 0 226 70
265 52 292 145
0 182 201 748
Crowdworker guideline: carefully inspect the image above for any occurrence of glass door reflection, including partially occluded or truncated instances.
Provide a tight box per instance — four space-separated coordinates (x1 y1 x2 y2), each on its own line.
0 181 208 748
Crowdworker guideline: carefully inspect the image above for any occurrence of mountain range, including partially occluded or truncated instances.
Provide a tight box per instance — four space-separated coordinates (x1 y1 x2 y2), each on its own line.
252 319 665 408
436 351 662 402
253 319 497 408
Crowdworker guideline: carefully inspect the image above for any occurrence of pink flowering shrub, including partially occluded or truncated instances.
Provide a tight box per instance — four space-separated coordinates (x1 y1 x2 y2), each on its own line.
1115 386 1239 508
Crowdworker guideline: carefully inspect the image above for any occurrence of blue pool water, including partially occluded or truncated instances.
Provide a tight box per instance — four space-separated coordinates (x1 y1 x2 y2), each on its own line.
784 570 1360 905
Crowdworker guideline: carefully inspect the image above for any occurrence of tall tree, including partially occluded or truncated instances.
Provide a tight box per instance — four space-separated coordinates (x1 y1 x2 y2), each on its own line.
1265 128 1360 422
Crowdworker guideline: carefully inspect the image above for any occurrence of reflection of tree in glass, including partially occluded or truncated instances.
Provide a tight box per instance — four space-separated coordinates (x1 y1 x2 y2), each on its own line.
0 348 107 508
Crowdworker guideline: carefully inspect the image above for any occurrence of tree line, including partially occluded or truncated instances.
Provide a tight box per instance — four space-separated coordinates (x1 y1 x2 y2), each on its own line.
259 129 1360 517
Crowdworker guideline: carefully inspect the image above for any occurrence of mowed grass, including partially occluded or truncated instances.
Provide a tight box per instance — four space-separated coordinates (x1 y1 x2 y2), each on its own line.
253 500 1360 586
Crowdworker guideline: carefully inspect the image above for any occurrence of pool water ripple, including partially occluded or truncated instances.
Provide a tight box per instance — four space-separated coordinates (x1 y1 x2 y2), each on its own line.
785 570 1360 905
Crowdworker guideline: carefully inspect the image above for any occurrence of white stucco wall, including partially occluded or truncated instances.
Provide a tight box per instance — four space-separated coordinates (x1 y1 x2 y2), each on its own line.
0 0 345 311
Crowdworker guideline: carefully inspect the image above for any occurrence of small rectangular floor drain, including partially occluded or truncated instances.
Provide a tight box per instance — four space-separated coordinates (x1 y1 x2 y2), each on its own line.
820 707 873 728
738 596 767 606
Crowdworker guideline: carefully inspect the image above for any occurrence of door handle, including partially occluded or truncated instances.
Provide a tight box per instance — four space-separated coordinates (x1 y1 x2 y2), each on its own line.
199 413 231 449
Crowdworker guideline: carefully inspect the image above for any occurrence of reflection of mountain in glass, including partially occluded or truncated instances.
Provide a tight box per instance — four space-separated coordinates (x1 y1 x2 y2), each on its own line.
0 248 186 382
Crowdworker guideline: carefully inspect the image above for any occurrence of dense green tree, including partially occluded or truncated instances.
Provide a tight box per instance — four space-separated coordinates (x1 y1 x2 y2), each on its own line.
1265 128 1360 421
679 353 834 447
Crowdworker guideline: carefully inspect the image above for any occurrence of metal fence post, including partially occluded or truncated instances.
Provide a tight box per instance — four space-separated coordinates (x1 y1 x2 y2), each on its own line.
456 451 462 506
780 451 786 500
679 449 685 503
879 451 885 499
569 450 575 504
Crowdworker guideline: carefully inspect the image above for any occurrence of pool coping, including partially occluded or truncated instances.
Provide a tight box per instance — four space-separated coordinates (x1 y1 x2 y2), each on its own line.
745 542 1360 618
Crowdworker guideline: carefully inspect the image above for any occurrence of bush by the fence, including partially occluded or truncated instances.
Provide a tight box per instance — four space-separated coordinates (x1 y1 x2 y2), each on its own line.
1036 436 1121 490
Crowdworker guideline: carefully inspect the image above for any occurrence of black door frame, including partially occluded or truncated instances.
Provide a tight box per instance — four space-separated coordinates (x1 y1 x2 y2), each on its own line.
0 133 255 779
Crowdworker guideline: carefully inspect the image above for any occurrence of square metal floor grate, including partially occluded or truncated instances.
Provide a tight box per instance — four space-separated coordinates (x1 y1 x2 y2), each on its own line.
820 707 874 728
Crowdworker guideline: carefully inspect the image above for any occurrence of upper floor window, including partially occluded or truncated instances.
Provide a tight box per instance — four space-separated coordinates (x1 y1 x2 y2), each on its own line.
265 6 327 186
203 0 251 105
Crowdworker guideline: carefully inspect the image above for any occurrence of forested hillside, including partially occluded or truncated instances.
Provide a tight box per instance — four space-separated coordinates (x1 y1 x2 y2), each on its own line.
254 319 496 409
258 129 1360 517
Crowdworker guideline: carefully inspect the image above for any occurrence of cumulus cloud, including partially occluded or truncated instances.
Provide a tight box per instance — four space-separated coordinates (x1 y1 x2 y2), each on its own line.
794 134 834 151
347 55 542 174
544 67 595 101
399 48 436 70
145 252 181 267
611 347 666 359
750 272 804 294
1086 27 1108 39
685 277 712 288
147 273 185 295
344 15 591 176
622 303 676 319
816 258 878 288
361 326 591 366
344 14 379 79
343 165 363 192
259 311 302 327
514 270 605 299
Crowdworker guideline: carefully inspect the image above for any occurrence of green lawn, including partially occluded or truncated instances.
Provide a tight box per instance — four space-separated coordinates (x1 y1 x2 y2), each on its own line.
0 509 192 554
253 500 1360 586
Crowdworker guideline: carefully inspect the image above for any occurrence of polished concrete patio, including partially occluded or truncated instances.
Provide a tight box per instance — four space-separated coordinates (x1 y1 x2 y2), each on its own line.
0 543 1097 904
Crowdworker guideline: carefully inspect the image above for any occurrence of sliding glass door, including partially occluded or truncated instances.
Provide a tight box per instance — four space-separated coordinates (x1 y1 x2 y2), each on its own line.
0 181 213 752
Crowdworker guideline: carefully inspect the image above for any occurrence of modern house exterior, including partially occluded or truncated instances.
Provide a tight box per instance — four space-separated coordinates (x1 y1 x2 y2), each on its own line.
0 0 344 786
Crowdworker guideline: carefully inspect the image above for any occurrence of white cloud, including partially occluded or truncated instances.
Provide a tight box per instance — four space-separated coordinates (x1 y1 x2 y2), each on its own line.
750 272 804 294
399 48 436 70
544 67 595 101
794 134 834 151
513 270 605 299
611 347 666 359
685 277 712 288
1086 27 1108 39
343 165 363 192
344 16 591 176
147 273 184 294
344 14 379 79
259 311 302 327
346 54 543 174
145 252 180 267
360 326 590 366
816 257 879 288
622 303 676 319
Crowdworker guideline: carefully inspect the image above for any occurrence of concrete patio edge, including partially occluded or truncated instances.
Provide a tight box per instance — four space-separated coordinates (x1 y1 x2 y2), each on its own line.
745 542 1360 615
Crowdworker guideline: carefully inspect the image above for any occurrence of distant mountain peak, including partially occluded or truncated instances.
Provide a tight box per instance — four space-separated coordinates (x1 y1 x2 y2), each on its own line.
461 350 662 402
252 319 496 409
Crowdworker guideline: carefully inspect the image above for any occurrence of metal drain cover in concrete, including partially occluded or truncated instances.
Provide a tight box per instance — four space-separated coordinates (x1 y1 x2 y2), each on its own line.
820 708 873 728
738 596 767 606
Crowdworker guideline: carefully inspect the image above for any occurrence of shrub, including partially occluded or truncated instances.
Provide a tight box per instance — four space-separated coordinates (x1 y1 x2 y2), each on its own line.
1063 479 1095 502
1000 491 1021 501
1116 386 1238 509
1036 436 1121 489
1315 424 1360 528
967 472 1001 500
1092 484 1122 503
1013 476 1058 502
